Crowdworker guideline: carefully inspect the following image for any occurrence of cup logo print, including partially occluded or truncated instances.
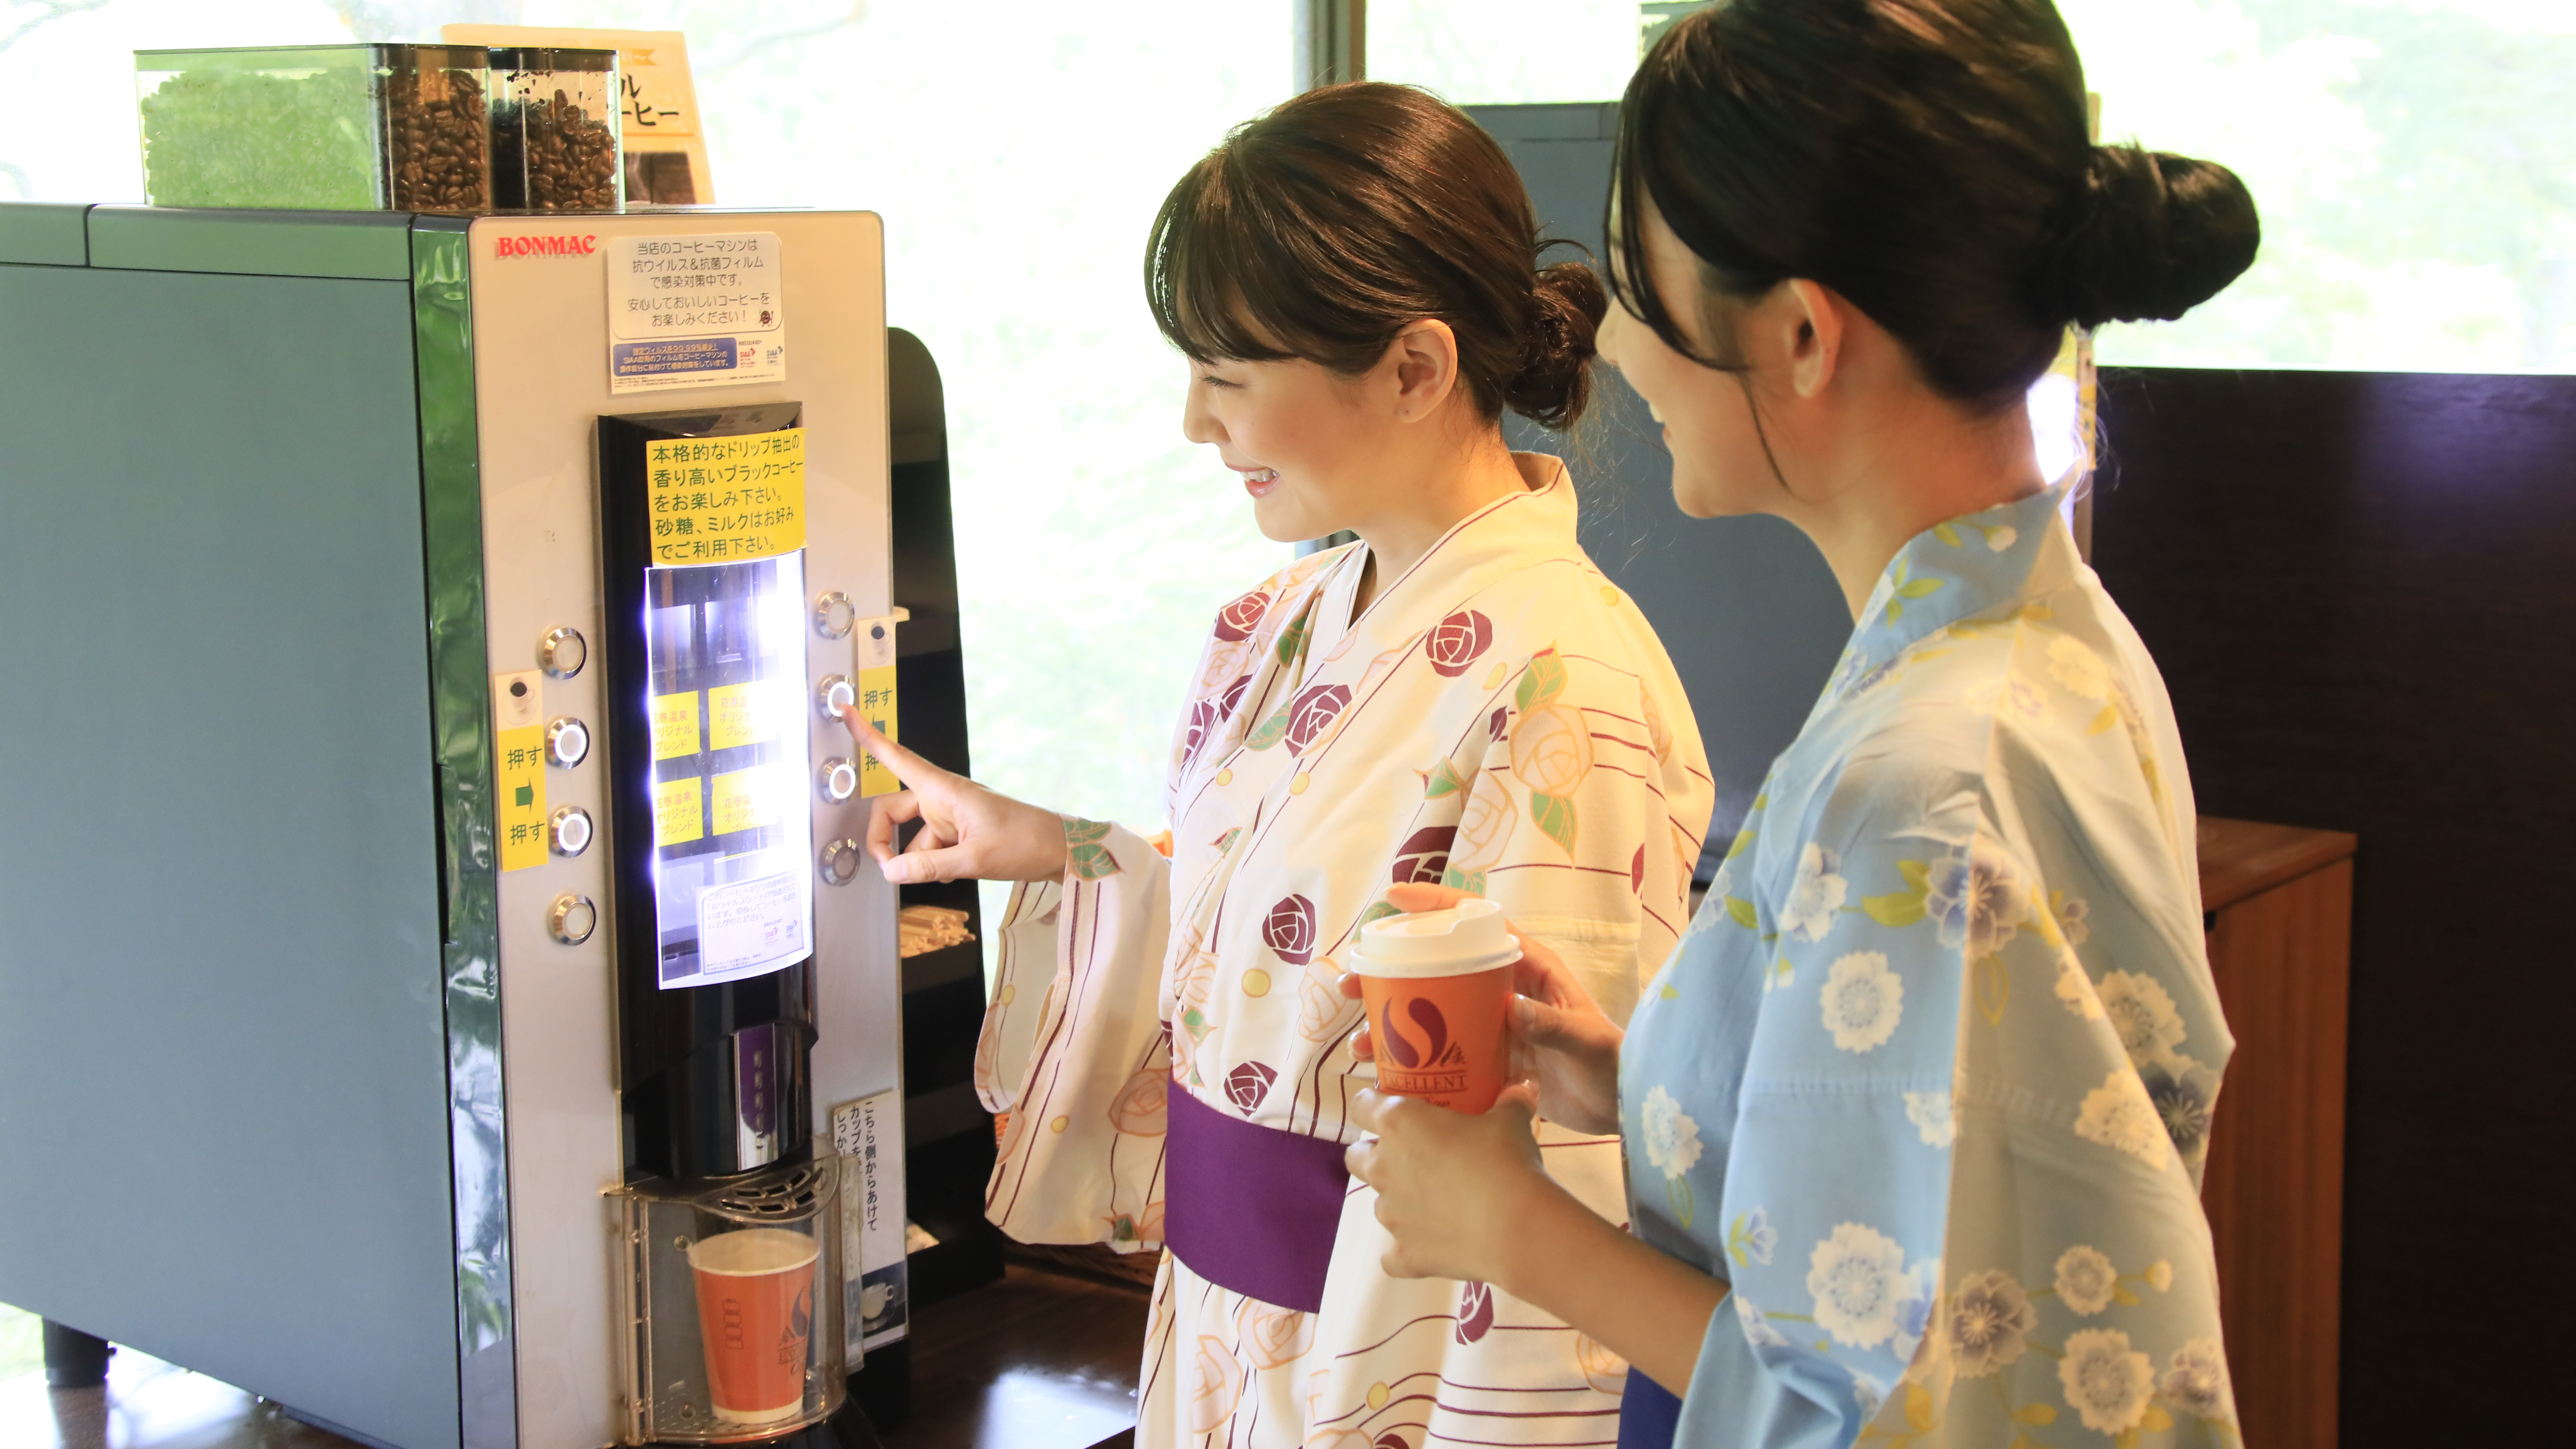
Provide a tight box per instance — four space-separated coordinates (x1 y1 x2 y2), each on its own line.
1378 994 1466 1074
1424 609 1494 677
782 1282 811 1365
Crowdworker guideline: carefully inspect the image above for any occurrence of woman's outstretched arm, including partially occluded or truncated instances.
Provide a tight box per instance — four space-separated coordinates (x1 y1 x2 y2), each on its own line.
841 705 1067 882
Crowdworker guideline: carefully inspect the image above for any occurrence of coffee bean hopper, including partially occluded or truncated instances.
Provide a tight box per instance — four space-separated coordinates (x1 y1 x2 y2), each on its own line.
133 43 630 214
0 199 909 1447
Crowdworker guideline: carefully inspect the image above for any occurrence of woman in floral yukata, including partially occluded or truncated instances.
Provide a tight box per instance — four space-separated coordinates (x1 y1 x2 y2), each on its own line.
1345 3 2264 1447
840 83 1717 1448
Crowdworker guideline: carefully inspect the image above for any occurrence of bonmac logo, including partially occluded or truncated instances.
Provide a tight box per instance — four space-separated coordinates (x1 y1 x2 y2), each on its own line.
494 233 599 258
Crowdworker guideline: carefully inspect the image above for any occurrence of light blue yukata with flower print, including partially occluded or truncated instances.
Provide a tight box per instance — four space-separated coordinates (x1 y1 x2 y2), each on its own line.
1620 483 2239 1449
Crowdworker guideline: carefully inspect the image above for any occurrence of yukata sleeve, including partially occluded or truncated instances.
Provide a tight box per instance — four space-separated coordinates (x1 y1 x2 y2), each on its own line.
974 818 1174 1250
1447 645 1704 1028
1673 769 2234 1446
1666 778 1999 1444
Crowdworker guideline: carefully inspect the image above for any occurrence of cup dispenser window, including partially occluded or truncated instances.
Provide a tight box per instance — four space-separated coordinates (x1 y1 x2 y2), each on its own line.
611 1161 845 1442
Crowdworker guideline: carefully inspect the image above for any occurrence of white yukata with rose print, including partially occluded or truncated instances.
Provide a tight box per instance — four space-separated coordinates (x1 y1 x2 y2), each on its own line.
1621 483 2240 1448
977 454 1717 1449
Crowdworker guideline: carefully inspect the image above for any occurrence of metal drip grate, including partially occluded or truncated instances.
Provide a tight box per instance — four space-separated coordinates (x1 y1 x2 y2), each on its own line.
700 1159 835 1219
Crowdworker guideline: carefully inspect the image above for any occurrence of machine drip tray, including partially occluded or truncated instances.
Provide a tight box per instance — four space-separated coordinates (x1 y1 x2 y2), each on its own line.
641 1387 886 1449
614 1157 849 1445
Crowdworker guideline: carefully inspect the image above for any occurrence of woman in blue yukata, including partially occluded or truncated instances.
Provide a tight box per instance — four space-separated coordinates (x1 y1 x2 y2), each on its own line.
1342 1 2263 1446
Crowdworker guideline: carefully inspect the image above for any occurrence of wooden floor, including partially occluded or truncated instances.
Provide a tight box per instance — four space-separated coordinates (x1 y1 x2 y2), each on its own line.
0 1265 1149 1449
884 1265 1150 1449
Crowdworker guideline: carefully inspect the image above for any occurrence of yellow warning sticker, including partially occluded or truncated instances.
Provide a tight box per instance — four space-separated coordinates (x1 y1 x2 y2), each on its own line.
857 663 899 798
652 690 701 761
711 766 777 836
497 723 549 872
644 427 805 565
706 680 778 752
654 775 703 847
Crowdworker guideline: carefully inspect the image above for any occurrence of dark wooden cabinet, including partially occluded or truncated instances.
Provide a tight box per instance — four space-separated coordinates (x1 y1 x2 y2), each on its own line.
2197 818 2354 1449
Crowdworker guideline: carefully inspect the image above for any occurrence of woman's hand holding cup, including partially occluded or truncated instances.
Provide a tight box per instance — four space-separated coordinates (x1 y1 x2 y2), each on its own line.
838 706 1069 884
1342 882 1626 1134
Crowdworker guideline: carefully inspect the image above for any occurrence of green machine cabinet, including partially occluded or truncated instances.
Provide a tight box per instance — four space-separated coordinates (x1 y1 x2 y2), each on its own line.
0 204 465 1447
0 202 905 1449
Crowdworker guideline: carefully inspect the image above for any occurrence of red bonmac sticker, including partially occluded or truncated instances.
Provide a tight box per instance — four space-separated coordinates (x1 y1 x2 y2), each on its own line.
494 233 599 258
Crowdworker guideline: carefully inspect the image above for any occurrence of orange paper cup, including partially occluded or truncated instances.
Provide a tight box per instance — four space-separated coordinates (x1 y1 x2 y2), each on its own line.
1352 899 1520 1113
688 1227 820 1425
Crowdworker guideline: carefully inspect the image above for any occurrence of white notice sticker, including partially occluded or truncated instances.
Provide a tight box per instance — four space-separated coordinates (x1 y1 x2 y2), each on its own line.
694 870 807 979
830 1089 909 1362
607 232 785 393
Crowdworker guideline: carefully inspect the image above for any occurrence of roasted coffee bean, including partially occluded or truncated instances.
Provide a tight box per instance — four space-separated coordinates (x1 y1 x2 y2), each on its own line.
386 67 488 212
512 87 618 210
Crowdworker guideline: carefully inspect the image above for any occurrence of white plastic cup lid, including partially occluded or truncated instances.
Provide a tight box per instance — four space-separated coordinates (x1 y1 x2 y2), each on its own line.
1350 897 1521 978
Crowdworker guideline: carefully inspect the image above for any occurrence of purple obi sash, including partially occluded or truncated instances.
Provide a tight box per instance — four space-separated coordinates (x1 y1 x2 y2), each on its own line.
1164 1086 1350 1313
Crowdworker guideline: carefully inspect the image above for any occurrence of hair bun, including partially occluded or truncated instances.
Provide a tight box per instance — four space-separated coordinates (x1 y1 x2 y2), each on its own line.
2039 145 2262 330
1502 260 1607 429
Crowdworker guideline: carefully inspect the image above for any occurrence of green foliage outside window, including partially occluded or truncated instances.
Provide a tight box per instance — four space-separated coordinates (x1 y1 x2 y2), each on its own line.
1378 0 2576 372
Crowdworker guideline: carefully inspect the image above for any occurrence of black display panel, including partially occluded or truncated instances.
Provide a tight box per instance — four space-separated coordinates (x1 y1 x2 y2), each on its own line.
600 402 816 1182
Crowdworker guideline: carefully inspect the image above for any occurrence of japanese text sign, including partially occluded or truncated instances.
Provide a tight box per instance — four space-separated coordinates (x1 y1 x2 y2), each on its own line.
644 427 806 565
609 232 784 392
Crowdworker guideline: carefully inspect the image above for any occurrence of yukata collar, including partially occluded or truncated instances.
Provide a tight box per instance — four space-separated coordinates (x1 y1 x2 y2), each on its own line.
1331 451 1575 638
1829 483 2076 700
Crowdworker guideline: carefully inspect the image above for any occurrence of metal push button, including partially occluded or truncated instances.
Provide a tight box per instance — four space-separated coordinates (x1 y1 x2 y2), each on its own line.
545 716 590 768
549 805 594 856
539 625 587 679
812 591 856 639
819 838 863 886
548 893 597 945
815 674 856 721
818 756 859 803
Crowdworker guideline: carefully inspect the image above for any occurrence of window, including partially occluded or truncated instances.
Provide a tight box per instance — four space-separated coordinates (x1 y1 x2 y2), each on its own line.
1368 0 2576 373
2062 0 2576 371
1368 0 1641 105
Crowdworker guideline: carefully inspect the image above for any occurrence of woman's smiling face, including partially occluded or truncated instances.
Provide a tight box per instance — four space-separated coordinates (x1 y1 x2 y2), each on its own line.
1597 199 1784 521
1181 351 1389 544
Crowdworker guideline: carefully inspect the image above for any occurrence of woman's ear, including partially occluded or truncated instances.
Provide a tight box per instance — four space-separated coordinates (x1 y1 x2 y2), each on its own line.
1781 279 1843 401
1386 319 1463 422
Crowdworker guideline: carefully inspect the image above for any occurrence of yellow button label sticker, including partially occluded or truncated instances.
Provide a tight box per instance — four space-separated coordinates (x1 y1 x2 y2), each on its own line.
654 775 703 847
652 690 700 761
711 767 777 836
496 723 548 872
857 664 899 798
706 680 777 752
644 427 805 564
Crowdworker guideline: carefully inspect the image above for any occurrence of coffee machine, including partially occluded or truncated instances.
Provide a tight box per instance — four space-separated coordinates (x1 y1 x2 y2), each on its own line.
0 201 908 1448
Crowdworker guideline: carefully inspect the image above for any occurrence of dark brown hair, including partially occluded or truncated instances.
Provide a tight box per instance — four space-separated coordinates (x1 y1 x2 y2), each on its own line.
1613 0 2259 411
1148 82 1604 430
